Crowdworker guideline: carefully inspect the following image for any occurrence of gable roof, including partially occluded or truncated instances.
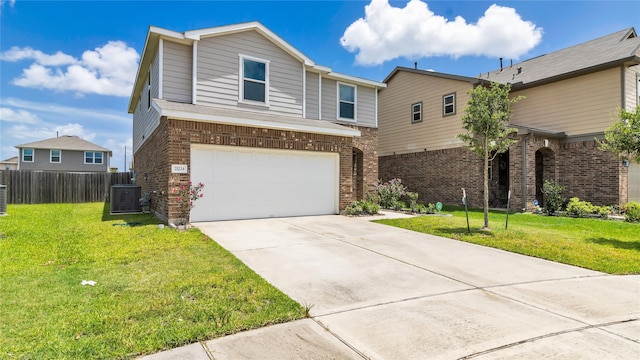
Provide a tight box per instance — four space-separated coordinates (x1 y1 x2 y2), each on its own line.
0 156 18 164
384 66 483 85
15 135 112 155
128 21 385 113
478 28 640 89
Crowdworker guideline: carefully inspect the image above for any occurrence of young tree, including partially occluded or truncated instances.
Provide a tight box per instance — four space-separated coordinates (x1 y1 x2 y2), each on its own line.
457 82 522 230
599 106 640 164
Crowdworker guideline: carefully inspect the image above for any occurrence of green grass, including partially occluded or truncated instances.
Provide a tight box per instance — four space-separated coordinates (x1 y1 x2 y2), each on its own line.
375 206 640 275
0 203 304 359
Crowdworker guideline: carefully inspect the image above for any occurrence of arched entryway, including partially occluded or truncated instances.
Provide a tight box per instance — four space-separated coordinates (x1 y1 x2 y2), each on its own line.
535 147 556 206
352 147 364 200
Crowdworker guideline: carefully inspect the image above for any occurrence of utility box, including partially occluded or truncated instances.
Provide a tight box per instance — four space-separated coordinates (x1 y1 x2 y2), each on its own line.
0 185 6 215
110 185 141 214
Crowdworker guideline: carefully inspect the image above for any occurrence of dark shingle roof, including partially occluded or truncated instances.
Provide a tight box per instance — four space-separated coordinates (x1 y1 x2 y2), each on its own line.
477 28 640 88
15 135 112 154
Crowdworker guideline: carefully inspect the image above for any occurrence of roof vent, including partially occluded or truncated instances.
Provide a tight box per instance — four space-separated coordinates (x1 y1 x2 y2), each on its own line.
517 67 522 75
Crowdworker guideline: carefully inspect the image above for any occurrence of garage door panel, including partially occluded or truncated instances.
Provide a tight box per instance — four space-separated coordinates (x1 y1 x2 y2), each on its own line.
191 145 339 222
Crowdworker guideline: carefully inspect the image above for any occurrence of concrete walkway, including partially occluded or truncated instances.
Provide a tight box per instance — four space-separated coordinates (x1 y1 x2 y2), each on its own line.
141 213 640 359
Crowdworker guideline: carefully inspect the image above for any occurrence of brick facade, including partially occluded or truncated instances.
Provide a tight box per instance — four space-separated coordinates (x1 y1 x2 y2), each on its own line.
134 118 377 223
379 147 484 207
380 137 627 211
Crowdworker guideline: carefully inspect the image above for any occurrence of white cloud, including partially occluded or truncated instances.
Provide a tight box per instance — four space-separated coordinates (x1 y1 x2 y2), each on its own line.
0 46 77 66
0 107 41 124
341 0 543 65
1 41 140 97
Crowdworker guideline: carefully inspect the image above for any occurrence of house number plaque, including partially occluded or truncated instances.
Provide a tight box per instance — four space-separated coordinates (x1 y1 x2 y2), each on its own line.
171 164 188 174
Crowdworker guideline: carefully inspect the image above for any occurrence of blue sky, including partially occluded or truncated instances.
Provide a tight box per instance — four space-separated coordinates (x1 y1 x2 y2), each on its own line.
1 0 639 171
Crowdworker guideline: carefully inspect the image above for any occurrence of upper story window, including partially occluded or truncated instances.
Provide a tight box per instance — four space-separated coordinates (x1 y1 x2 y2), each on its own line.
338 83 356 121
22 148 34 162
443 93 456 116
240 55 269 104
411 102 423 123
85 151 103 165
50 149 61 163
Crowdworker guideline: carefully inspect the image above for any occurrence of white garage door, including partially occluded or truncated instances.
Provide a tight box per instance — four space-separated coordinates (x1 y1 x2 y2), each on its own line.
629 161 640 202
190 144 339 221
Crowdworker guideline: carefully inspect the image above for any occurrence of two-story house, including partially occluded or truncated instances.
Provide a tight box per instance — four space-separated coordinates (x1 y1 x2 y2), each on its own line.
128 22 385 223
379 28 640 210
14 135 112 172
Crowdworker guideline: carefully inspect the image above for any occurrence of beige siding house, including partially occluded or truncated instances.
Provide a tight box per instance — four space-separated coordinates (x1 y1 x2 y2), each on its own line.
379 27 640 209
128 22 385 224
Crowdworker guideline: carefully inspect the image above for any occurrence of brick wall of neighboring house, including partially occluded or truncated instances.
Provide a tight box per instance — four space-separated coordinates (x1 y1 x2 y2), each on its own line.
380 137 627 213
379 147 484 207
558 139 627 206
136 118 367 222
134 116 171 222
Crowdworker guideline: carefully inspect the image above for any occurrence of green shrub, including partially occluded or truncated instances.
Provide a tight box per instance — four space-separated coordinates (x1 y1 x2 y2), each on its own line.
416 203 437 214
407 192 419 212
595 206 612 220
541 180 566 215
343 199 380 216
376 178 407 209
566 197 596 218
622 202 640 222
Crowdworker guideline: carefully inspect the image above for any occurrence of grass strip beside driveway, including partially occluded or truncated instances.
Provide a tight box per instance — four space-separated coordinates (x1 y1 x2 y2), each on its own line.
0 203 304 359
375 207 640 275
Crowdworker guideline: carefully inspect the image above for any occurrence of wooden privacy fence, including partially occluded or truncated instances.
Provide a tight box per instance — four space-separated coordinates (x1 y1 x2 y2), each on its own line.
0 170 134 204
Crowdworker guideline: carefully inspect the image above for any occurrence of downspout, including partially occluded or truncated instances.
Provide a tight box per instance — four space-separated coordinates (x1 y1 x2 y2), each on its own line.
521 136 528 211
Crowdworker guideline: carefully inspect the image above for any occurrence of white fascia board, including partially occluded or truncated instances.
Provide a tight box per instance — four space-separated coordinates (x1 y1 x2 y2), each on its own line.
155 107 360 138
150 26 185 40
326 71 387 89
128 27 187 113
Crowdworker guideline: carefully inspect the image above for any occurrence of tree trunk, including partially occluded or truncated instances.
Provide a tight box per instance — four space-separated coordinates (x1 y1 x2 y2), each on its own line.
483 140 490 229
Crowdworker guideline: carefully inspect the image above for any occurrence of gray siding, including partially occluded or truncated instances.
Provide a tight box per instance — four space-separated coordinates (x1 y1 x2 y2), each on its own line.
196 31 303 117
321 77 337 122
19 149 108 172
356 86 376 127
305 71 319 119
321 77 377 128
133 52 161 153
163 40 192 103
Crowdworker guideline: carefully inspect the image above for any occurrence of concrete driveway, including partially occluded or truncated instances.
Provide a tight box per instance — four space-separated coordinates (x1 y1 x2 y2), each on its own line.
144 213 639 359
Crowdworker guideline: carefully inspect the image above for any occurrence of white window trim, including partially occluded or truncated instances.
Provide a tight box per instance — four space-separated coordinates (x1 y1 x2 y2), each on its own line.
84 151 104 165
337 82 357 122
22 148 34 163
147 71 152 109
411 102 423 123
443 93 456 116
50 149 61 164
238 54 270 106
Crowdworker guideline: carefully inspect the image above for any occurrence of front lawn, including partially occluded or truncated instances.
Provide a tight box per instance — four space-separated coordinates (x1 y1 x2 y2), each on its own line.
0 203 304 359
375 207 640 274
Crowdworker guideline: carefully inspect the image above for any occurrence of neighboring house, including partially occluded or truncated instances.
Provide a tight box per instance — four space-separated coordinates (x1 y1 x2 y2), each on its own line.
128 22 385 223
1 156 18 170
14 135 112 172
379 27 640 210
